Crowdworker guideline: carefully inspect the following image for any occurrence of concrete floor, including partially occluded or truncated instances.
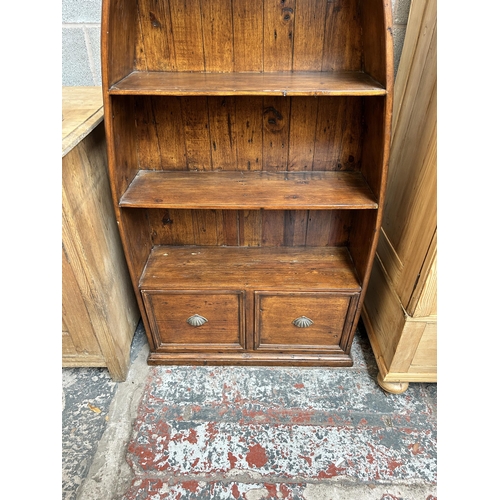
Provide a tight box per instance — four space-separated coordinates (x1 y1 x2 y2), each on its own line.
62 322 437 500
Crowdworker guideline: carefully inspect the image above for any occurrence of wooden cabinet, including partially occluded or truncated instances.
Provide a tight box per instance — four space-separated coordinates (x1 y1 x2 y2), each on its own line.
361 0 437 393
62 87 140 381
101 0 393 366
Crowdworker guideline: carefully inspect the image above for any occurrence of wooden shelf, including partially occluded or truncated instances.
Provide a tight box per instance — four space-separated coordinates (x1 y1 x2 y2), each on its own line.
109 71 387 96
119 170 378 210
140 245 361 292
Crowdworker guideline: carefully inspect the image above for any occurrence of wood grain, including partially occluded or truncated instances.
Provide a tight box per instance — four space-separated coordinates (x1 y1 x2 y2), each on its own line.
288 97 318 171
181 97 213 171
200 0 234 71
410 238 437 317
102 0 393 367
110 71 387 96
140 246 361 292
62 245 103 359
143 290 245 350
292 0 327 71
62 94 140 379
101 0 136 87
381 2 437 308
321 0 362 71
233 0 264 71
147 351 354 366
360 0 391 88
62 87 104 156
128 96 371 172
263 0 295 71
129 0 368 76
120 170 378 209
360 0 437 392
136 0 176 71
255 291 358 351
169 0 205 71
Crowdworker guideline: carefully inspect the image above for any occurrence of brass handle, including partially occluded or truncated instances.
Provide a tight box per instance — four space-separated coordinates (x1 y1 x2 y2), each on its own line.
186 314 208 327
293 316 314 328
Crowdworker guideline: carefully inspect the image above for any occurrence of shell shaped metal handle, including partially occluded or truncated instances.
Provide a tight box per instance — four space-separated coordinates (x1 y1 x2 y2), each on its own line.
186 314 208 327
293 316 314 328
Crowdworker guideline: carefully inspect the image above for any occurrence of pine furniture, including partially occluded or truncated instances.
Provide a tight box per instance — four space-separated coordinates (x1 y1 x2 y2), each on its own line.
62 86 140 381
361 0 437 393
101 0 394 366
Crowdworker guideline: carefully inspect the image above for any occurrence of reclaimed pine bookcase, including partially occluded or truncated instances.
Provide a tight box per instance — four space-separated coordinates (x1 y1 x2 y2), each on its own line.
101 0 393 366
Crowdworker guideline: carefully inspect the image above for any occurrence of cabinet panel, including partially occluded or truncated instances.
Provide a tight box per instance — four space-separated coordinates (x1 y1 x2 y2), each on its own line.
361 0 437 393
255 291 358 351
408 322 437 373
62 245 103 359
62 88 140 380
142 290 246 351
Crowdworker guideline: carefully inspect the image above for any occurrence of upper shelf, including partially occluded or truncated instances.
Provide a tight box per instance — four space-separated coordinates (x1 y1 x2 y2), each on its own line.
119 170 378 210
109 71 387 97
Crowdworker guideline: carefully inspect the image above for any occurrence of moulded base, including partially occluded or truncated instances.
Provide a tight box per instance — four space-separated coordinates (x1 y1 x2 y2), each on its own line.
147 351 354 367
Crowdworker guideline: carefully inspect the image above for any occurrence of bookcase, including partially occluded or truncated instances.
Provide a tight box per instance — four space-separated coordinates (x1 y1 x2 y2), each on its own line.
101 0 393 366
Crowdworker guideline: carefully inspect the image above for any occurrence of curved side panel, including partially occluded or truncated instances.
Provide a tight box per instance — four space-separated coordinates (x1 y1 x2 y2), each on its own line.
101 0 136 90
101 0 156 351
345 0 394 352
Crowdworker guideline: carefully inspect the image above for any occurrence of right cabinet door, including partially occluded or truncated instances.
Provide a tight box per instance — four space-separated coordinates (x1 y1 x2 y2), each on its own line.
254 292 359 352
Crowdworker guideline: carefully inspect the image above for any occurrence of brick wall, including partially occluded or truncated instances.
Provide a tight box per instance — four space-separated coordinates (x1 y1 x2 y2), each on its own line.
62 0 411 86
392 0 412 74
62 0 102 86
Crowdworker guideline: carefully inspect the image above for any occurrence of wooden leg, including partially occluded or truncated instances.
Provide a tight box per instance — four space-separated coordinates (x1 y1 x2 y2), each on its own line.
377 373 409 394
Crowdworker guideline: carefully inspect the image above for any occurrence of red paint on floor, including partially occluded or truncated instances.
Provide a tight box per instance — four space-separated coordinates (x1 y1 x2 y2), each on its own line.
246 443 268 468
186 428 197 444
181 480 199 493
228 451 239 468
120 334 437 497
317 462 345 478
264 483 278 496
231 483 240 499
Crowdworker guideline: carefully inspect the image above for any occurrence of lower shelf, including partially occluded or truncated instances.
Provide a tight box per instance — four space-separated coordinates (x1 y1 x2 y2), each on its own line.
139 245 361 291
139 245 362 366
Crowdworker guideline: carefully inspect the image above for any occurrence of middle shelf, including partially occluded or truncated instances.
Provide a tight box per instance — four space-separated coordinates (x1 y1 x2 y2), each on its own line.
119 170 378 210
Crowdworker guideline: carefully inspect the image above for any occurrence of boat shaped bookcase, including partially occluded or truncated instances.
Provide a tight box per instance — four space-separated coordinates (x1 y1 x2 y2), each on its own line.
101 0 393 366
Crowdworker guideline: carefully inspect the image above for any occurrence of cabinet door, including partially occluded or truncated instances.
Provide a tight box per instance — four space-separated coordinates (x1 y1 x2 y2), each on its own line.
142 290 246 351
377 0 437 314
254 292 358 352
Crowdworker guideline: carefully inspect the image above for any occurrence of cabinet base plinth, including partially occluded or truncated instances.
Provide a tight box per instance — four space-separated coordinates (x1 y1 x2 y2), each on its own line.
147 351 353 367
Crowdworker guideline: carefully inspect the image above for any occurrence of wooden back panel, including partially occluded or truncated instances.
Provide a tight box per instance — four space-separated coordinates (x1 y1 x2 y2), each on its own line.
147 208 352 247
126 95 364 173
134 0 364 73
